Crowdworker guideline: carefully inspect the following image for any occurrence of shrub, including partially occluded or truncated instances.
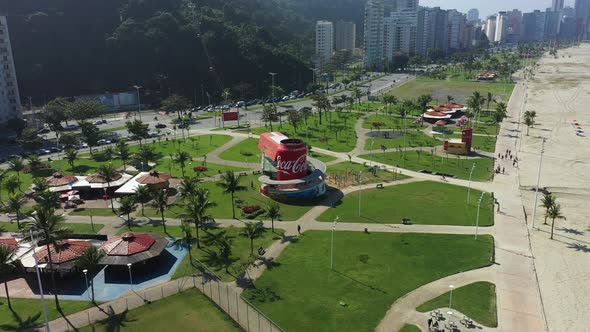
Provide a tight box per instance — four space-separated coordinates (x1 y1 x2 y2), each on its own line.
241 205 261 214
241 205 266 219
193 166 208 172
373 122 385 128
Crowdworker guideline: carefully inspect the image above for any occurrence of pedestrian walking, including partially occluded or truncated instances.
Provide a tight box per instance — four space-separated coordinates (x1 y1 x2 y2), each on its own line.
502 167 505 173
297 225 301 234
428 318 433 328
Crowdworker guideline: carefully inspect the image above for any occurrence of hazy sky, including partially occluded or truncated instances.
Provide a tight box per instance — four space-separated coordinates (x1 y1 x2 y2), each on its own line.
419 0 576 18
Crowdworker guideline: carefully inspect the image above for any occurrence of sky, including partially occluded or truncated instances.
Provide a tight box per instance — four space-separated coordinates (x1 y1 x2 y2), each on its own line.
419 0 576 18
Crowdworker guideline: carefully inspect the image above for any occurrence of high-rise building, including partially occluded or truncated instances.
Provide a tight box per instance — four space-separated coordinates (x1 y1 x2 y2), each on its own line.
544 10 561 38
315 20 334 69
523 10 547 41
0 16 22 124
334 21 356 53
384 4 419 58
560 16 577 39
419 7 449 56
467 9 480 22
575 0 590 38
552 0 565 12
447 10 466 50
393 0 418 11
495 12 509 43
364 0 385 68
485 16 497 43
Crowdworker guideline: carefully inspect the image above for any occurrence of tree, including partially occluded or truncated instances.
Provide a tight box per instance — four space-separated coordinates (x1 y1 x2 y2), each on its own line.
351 87 363 105
524 116 535 135
299 107 313 126
486 92 494 112
25 207 72 309
135 145 156 171
541 192 556 225
0 245 18 310
27 154 43 173
173 221 195 263
312 93 330 125
75 246 105 303
178 177 199 201
4 193 27 229
417 94 433 111
181 188 216 249
203 231 234 273
240 221 266 256
115 140 131 171
0 170 6 202
103 146 114 161
524 110 537 128
467 92 485 126
43 97 70 130
21 129 43 152
161 94 190 119
8 157 24 179
65 148 78 170
69 99 104 123
97 163 118 212
546 204 566 240
217 171 247 219
287 110 302 132
381 95 398 114
118 196 136 229
134 185 151 216
79 121 100 154
262 104 277 131
33 190 61 211
3 174 21 194
125 120 149 146
265 202 281 232
150 189 169 234
32 177 49 193
174 151 191 177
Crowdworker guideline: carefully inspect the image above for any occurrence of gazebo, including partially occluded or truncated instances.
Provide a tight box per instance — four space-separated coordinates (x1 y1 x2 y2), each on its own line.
33 240 91 272
115 171 171 195
422 111 452 124
45 173 79 192
99 232 168 266
0 238 18 252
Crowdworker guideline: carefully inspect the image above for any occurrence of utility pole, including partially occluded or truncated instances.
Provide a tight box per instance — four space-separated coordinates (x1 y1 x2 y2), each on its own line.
467 163 476 204
531 138 546 229
475 192 485 240
133 85 142 120
330 216 339 270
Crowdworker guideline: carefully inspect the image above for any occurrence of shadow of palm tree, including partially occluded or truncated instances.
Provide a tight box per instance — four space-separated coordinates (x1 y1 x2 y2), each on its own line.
558 227 584 236
0 311 42 331
92 307 137 332
567 243 590 253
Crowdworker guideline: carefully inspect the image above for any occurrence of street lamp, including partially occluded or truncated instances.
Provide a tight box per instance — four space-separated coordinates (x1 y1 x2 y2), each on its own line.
30 230 50 332
467 163 476 204
358 170 365 217
531 138 546 229
127 263 133 291
82 269 89 300
449 285 455 309
133 85 142 120
369 139 375 166
475 192 485 240
330 216 339 270
268 72 278 103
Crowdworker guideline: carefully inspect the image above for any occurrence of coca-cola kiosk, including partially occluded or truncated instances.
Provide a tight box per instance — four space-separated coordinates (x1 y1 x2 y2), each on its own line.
257 132 326 200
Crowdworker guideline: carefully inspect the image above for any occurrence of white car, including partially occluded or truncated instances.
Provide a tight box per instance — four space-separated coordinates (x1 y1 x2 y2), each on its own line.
97 139 111 145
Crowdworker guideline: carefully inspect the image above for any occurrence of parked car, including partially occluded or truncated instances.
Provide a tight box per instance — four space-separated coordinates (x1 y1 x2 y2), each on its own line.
37 128 50 134
64 124 78 131
97 139 111 145
75 143 88 149
36 149 51 155
93 120 103 125
155 123 167 129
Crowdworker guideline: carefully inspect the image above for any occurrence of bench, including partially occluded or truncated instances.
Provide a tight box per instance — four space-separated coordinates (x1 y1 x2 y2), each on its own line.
402 218 412 225
376 183 384 189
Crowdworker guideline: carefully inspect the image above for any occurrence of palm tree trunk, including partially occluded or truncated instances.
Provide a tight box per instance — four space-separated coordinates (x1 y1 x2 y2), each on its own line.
141 202 144 216
161 210 167 234
231 192 236 219
194 221 201 249
271 219 274 232
550 217 555 239
544 213 548 225
45 241 60 310
91 282 96 304
15 209 20 229
250 238 254 256
4 281 11 309
127 213 132 229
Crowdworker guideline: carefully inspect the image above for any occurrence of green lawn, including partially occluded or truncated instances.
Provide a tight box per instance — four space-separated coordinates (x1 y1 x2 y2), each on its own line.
448 123 498 136
308 151 338 163
416 281 497 327
0 298 93 331
68 207 118 217
243 231 495 332
387 77 515 105
449 134 497 153
362 114 424 130
51 158 124 176
318 181 493 226
400 324 422 332
326 162 409 185
99 125 128 133
349 101 384 112
115 225 283 282
359 151 494 181
127 134 233 158
364 130 442 150
144 174 319 221
0 171 36 199
0 221 104 234
218 138 261 163
251 112 360 152
79 288 239 332
153 160 249 178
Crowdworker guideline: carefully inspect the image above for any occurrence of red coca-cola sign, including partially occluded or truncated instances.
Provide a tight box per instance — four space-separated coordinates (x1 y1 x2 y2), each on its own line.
276 139 307 180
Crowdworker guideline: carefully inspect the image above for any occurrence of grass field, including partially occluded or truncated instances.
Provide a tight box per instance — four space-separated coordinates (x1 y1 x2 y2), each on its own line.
362 114 424 130
251 112 360 152
0 221 104 234
359 151 494 181
127 134 233 158
449 134 497 153
318 181 493 226
79 288 239 332
364 130 442 150
400 324 422 332
416 281 497 327
326 162 409 185
51 158 124 176
115 225 283 282
68 207 118 217
243 231 495 331
218 138 261 163
308 151 338 163
0 298 93 331
144 174 320 221
386 78 515 105
153 159 249 178
0 171 37 199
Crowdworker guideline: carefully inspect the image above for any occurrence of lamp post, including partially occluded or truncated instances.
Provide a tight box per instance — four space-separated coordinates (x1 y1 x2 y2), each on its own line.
268 72 277 102
133 85 142 121
449 285 455 309
467 163 476 204
369 139 375 166
30 230 50 332
82 269 89 300
330 216 339 270
531 138 546 229
358 170 365 217
127 263 133 291
475 192 485 240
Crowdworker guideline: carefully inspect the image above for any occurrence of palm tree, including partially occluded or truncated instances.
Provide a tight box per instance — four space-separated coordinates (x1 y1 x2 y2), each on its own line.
64 148 78 171
492 104 508 134
217 171 246 219
97 163 118 212
8 157 24 179
33 190 61 212
0 170 6 202
524 116 535 135
540 192 555 225
134 185 151 216
524 110 537 129
118 196 136 229
180 188 216 248
4 193 26 229
178 177 199 201
467 91 485 126
265 202 281 233
27 155 42 174
240 221 266 256
546 204 566 240
150 189 169 234
0 245 18 310
75 246 104 303
351 87 363 105
486 92 494 112
103 146 114 161
135 145 156 171
174 151 191 177
3 174 21 194
32 177 49 193
116 141 131 171
25 207 72 309
173 221 194 263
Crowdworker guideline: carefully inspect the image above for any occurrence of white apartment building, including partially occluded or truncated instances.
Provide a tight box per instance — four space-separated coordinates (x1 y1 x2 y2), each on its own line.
334 20 356 53
0 16 21 124
364 0 385 69
447 10 466 50
384 9 419 58
494 12 508 43
485 16 497 42
315 20 334 69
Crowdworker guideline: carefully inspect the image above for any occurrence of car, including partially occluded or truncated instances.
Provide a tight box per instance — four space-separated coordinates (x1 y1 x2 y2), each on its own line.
64 124 78 131
48 147 61 153
36 149 51 155
97 139 111 145
75 143 88 149
37 128 50 134
8 154 22 159
155 123 167 129
93 120 103 125
177 123 188 129
147 132 160 138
